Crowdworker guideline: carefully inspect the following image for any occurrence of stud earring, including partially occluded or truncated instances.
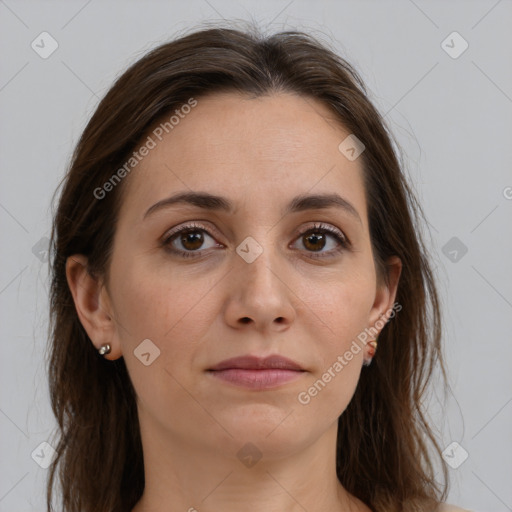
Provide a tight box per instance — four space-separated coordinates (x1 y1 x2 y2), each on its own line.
98 344 111 356
363 338 378 367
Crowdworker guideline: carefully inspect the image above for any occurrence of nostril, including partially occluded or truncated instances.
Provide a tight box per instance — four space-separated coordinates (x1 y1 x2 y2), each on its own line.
240 317 251 324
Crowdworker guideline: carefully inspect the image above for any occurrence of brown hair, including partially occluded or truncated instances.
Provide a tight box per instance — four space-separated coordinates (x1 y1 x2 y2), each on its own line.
46 21 448 512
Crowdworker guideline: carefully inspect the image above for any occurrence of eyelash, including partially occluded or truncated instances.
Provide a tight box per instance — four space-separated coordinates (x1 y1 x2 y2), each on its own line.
161 222 350 260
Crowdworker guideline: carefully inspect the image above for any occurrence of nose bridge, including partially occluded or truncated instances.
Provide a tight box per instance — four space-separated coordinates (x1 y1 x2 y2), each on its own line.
237 230 279 290
226 228 295 329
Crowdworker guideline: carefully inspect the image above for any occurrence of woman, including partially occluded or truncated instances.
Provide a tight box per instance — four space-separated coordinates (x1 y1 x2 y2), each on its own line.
47 23 470 512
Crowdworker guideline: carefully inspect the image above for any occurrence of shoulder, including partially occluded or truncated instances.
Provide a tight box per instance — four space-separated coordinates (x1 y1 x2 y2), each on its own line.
438 504 472 512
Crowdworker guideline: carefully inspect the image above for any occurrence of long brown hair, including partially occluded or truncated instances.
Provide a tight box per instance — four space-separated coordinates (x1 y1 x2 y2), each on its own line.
46 21 449 512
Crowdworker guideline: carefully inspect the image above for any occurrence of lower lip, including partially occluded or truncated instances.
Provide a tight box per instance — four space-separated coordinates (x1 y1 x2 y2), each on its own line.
208 369 305 389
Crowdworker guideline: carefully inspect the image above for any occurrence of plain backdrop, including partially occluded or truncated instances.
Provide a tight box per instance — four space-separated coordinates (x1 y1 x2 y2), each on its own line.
1 1 511 511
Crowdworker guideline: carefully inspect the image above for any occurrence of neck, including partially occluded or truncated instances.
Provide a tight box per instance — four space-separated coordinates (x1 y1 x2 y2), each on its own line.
131 419 369 512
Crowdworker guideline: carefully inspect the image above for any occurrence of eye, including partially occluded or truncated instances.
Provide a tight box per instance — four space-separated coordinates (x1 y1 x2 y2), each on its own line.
291 223 349 259
161 221 350 260
161 222 221 259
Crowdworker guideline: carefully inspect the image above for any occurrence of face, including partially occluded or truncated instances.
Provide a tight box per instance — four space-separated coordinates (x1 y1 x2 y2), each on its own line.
91 92 399 460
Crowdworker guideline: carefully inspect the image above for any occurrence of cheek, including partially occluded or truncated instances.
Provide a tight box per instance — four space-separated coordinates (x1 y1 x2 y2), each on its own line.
110 269 210 418
110 260 197 340
109 260 221 381
307 273 375 342
298 276 373 401
311 355 362 416
296 304 367 423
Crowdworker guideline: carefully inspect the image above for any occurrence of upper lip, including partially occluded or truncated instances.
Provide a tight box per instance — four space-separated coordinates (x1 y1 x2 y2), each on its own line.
208 355 305 371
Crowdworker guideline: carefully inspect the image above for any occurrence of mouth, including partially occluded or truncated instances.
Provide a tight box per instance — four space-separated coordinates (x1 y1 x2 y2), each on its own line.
207 355 306 390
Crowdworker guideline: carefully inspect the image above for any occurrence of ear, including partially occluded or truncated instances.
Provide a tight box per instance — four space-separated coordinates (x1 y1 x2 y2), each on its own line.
65 254 122 360
367 255 402 337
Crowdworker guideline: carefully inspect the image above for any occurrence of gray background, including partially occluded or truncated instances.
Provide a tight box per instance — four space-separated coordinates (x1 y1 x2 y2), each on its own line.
1 1 511 511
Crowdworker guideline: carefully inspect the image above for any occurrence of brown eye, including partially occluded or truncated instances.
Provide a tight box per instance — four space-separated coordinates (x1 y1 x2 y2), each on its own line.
162 223 220 259
292 223 349 259
178 231 205 251
302 231 327 252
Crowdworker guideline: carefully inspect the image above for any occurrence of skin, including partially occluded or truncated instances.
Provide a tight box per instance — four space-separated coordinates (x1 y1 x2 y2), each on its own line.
66 91 402 512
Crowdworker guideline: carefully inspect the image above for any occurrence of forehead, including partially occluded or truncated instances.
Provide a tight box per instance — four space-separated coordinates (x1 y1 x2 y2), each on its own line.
119 92 367 223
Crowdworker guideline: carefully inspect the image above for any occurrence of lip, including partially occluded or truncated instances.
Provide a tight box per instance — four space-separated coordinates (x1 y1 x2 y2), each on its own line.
208 355 304 371
207 355 306 390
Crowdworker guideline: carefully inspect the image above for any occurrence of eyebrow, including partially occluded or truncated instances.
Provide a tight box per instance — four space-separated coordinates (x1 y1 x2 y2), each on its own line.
143 191 362 224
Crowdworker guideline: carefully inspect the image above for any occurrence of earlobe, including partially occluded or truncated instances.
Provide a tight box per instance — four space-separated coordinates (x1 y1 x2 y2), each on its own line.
65 254 121 360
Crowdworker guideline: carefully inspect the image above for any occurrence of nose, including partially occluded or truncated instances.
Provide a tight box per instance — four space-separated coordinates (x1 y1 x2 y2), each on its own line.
223 243 296 333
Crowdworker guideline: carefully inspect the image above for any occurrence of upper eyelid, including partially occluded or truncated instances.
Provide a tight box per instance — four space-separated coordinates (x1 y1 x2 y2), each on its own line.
162 221 220 241
163 221 348 245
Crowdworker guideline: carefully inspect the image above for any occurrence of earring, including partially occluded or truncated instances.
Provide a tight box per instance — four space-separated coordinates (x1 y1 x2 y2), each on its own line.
363 338 378 367
98 344 111 356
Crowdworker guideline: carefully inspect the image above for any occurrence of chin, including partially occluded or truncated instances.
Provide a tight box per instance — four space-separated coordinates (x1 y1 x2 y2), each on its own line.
217 410 316 453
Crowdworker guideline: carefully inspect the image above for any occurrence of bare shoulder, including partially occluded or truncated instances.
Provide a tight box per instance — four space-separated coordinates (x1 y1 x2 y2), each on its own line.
438 504 472 512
